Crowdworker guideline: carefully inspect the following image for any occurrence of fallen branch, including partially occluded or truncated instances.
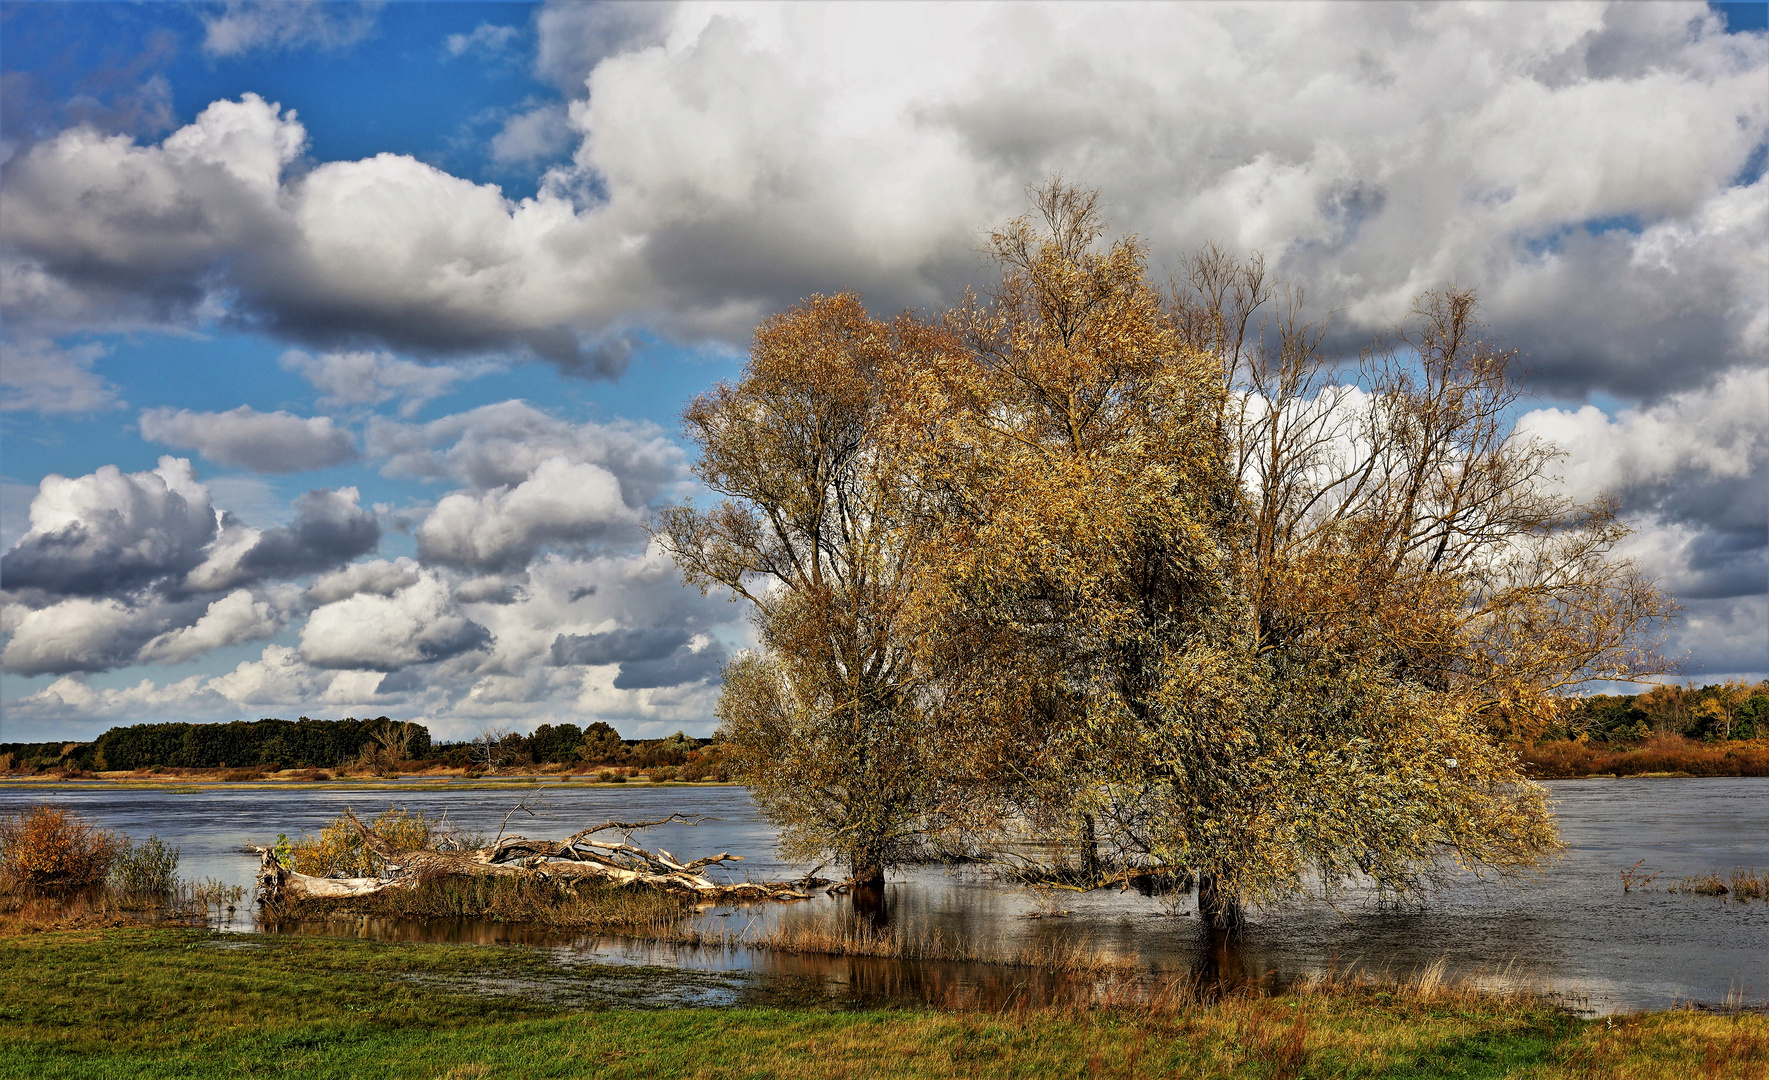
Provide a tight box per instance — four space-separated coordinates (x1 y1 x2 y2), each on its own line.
255 809 830 908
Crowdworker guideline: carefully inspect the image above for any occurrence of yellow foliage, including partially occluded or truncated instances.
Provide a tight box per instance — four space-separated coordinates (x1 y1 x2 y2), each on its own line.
284 807 433 878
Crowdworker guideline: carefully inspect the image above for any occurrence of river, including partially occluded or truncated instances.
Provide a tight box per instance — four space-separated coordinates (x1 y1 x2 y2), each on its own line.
3 776 1765 1014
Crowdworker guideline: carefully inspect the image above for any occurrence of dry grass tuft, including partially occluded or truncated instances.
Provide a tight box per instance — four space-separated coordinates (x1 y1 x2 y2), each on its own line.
1667 868 1769 902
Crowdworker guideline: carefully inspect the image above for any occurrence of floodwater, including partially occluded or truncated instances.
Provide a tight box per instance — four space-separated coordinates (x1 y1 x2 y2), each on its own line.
3 776 1765 1014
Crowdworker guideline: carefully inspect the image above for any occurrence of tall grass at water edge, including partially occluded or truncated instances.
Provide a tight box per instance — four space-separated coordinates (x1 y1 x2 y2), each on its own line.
0 804 244 933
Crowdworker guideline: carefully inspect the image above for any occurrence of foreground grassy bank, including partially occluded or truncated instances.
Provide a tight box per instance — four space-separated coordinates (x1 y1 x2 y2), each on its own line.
2 927 1764 1079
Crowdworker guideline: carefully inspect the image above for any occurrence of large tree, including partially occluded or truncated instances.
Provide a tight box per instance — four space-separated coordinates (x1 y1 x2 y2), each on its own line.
902 184 1673 929
656 294 956 889
667 184 1674 930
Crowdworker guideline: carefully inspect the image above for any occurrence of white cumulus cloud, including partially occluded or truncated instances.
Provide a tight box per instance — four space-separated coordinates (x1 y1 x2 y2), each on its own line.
299 570 491 670
136 589 280 665
0 338 121 414
280 349 490 416
140 405 358 473
416 457 635 571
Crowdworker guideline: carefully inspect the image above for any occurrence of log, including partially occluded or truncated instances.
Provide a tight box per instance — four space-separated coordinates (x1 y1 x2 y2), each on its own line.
255 810 832 907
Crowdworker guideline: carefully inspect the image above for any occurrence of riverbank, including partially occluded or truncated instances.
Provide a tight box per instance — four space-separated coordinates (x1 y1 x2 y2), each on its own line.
1519 736 1769 779
0 772 738 793
2 927 1763 1079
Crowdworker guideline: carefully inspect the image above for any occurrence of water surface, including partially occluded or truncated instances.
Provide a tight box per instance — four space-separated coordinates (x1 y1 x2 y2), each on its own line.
4 777 1764 1014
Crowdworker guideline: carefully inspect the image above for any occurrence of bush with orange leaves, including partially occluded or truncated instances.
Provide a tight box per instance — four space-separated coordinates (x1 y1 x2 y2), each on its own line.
0 805 123 888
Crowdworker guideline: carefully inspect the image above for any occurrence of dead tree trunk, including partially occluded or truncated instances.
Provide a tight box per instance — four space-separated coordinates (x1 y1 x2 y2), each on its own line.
255 811 830 908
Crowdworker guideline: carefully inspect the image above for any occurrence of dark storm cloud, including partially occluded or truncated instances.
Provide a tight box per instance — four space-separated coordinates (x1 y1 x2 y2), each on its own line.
611 644 726 690
549 626 689 666
550 625 726 689
238 488 381 579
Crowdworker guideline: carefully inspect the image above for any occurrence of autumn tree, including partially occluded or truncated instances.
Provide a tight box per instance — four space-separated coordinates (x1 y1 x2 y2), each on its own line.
902 182 1673 929
656 294 957 888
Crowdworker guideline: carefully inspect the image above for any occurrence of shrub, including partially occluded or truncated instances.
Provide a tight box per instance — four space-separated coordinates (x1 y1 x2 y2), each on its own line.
110 835 180 897
0 805 124 888
283 807 435 877
648 766 678 783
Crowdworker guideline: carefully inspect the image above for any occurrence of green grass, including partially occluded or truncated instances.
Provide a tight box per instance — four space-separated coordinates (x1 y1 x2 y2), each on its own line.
1 927 1763 1079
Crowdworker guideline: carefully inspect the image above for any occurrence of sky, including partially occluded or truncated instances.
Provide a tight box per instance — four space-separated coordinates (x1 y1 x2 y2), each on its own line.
1 0 1764 745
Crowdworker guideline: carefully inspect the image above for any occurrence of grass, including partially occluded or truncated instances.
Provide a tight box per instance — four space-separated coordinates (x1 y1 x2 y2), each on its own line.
1 926 1765 1079
270 874 695 928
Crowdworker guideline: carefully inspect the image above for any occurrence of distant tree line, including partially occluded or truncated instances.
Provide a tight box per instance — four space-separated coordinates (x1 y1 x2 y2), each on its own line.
432 724 727 781
0 717 728 780
0 717 430 773
1551 681 1769 744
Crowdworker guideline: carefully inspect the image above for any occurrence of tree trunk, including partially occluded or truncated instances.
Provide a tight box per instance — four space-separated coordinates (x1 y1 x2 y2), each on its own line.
1078 813 1101 883
849 859 885 889
1197 873 1246 934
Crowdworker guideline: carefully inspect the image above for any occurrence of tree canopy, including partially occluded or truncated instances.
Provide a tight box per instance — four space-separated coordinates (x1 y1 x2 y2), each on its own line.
659 182 1676 926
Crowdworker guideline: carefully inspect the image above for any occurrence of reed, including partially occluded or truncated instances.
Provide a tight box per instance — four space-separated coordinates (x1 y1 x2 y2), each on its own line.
1728 867 1769 902
1666 867 1769 901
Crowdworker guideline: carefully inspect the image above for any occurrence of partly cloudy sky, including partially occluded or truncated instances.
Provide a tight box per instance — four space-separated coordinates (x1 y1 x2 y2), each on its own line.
2 1 1764 743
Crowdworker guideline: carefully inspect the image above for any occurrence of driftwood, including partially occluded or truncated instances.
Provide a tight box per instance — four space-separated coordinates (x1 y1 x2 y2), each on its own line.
255 811 831 907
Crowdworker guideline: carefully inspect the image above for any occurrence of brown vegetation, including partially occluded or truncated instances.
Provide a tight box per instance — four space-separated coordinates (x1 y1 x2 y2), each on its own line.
1521 734 1769 778
1667 868 1769 901
0 805 123 888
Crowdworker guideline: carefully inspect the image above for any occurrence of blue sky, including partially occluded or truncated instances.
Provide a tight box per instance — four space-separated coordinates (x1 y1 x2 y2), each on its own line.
2 1 1764 743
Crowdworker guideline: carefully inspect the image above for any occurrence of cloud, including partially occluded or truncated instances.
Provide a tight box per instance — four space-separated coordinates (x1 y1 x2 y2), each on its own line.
489 104 574 165
0 596 175 675
550 626 726 689
7 7 1757 395
1520 365 1766 599
280 349 490 416
550 626 689 666
0 339 121 414
445 23 521 60
1519 364 1767 680
140 405 358 473
1 456 216 598
417 457 636 571
181 486 381 591
207 643 333 704
533 1 671 92
299 570 492 670
239 487 381 574
136 588 279 664
306 557 420 605
1 94 303 333
201 1 382 58
368 399 685 498
611 640 726 690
